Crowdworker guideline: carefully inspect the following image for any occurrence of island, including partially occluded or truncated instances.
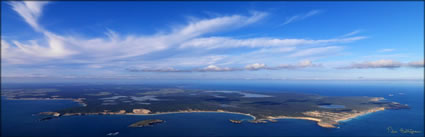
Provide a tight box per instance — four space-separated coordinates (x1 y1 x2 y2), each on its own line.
129 119 164 127
229 119 242 124
1 86 409 128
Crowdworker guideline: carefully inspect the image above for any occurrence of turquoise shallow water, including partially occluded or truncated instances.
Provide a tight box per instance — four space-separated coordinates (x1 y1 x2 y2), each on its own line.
1 81 424 136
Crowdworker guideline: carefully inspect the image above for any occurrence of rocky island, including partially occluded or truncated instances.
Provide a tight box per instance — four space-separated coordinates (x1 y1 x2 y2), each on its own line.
129 119 164 127
229 119 242 124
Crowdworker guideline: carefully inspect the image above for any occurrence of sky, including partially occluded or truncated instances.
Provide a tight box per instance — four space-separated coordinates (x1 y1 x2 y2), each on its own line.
1 1 424 82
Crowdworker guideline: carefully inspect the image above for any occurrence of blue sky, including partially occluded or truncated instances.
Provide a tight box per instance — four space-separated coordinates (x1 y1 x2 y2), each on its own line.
1 1 424 82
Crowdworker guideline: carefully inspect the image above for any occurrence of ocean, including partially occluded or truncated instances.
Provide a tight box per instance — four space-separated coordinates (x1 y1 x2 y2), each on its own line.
1 80 424 136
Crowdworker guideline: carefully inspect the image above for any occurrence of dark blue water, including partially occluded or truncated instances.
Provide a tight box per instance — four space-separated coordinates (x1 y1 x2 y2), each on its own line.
2 81 424 136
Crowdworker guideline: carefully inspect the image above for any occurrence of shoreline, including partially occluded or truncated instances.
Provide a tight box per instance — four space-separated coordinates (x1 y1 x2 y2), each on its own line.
5 98 256 120
126 110 257 120
10 97 388 128
41 107 387 128
265 107 386 128
335 107 385 122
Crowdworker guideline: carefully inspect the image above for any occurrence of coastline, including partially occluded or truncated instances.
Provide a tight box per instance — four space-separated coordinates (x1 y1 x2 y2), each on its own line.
10 97 389 128
265 107 386 128
335 107 385 122
126 110 257 120
41 107 387 128
4 97 256 120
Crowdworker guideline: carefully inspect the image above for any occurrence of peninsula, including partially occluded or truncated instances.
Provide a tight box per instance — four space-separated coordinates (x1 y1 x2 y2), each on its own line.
2 87 409 128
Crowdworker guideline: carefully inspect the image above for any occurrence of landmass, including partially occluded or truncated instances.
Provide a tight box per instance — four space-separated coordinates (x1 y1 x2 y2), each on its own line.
129 119 164 127
1 85 409 128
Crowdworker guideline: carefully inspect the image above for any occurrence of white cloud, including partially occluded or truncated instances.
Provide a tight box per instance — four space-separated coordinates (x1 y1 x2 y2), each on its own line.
341 30 363 37
298 60 314 67
7 2 398 79
127 60 320 73
200 65 233 72
175 11 267 39
127 65 236 72
288 46 343 57
3 2 267 65
127 67 188 72
340 59 403 69
243 60 320 70
378 48 395 52
180 36 365 49
10 1 48 32
271 60 321 69
282 10 322 25
12 34 77 58
245 63 267 70
255 47 296 53
141 55 227 68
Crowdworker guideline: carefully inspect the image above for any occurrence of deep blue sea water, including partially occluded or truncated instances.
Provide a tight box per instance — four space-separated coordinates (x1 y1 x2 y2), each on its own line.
2 80 424 136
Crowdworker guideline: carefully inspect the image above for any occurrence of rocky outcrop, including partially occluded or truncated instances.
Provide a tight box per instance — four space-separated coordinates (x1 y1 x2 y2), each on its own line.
128 119 164 127
229 119 242 124
39 111 61 117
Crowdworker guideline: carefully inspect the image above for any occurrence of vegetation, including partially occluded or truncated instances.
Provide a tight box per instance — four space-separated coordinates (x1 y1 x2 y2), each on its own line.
2 85 409 128
129 119 164 127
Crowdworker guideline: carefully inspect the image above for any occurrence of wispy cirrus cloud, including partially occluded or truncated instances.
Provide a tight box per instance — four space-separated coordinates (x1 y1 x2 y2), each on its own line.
2 2 423 81
3 1 268 65
377 48 395 52
272 60 321 69
180 36 366 49
5 2 77 61
288 46 343 58
341 30 363 37
10 1 48 32
2 1 365 73
281 10 322 26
